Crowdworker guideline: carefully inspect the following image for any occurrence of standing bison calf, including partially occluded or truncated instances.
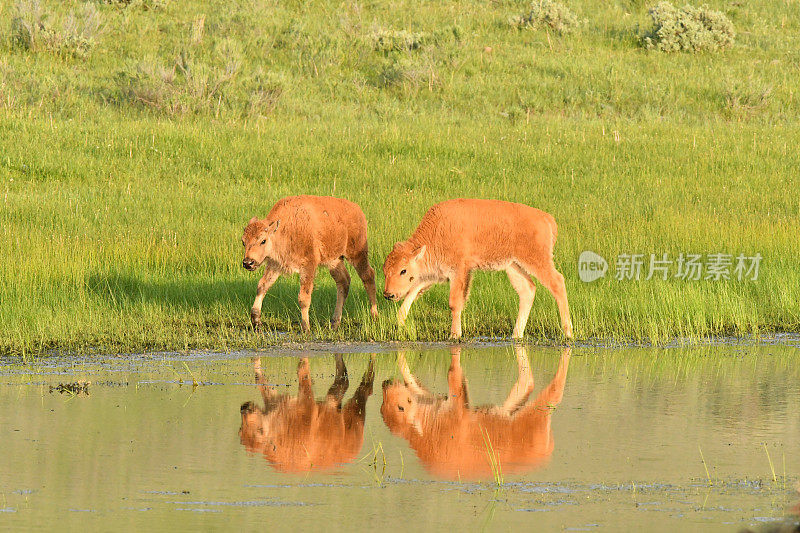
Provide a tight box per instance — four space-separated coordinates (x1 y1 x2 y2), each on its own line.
242 195 379 332
383 198 573 339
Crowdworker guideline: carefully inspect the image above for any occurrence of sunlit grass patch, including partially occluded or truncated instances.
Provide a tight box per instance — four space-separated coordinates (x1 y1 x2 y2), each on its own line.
1 0 799 354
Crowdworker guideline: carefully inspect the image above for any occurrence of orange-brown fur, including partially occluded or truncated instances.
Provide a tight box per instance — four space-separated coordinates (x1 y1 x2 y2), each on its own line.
239 355 374 472
382 198 573 339
381 346 570 480
242 195 378 332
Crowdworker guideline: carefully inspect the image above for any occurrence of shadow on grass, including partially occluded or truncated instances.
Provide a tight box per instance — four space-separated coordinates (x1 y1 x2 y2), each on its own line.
85 271 343 326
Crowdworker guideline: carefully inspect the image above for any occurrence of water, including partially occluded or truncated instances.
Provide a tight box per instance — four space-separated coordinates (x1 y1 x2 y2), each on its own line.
1 342 798 531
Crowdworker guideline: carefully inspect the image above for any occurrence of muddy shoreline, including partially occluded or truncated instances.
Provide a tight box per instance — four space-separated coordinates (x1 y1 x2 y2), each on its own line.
3 332 799 365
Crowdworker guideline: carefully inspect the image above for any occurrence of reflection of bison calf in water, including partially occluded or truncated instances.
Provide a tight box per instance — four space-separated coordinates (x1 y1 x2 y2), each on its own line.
239 355 374 472
381 346 570 480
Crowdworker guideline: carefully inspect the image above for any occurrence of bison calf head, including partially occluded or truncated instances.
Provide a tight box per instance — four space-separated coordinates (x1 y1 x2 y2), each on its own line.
382 243 426 301
239 401 269 453
241 217 279 271
380 379 422 435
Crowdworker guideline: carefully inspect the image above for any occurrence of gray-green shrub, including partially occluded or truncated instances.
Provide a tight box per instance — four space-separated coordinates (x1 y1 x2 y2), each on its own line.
370 29 430 52
118 53 240 115
510 0 578 34
246 69 286 117
100 0 167 11
642 2 735 52
368 26 460 54
10 0 101 59
117 40 284 117
725 80 771 115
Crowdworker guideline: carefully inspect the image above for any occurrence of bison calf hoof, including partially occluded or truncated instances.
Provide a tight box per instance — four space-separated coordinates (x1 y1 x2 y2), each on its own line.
250 310 262 330
330 318 341 329
297 359 310 377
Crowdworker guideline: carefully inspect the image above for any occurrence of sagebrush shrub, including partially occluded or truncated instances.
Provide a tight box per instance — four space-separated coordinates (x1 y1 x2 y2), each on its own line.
101 0 167 11
725 80 771 115
511 0 578 34
642 2 734 52
370 29 429 52
10 0 41 50
368 25 461 55
10 0 101 59
246 69 285 117
117 40 284 117
118 56 176 109
119 52 240 114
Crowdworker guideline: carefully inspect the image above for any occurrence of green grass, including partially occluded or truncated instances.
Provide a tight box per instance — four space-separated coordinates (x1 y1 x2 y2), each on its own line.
1 0 800 355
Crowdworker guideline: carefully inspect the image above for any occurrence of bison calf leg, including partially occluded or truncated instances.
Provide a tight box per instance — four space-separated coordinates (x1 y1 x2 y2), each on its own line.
297 357 316 410
520 259 574 340
351 253 379 318
506 265 537 339
448 269 472 339
344 355 375 420
445 346 469 409
538 267 573 340
531 347 571 409
298 265 317 333
328 262 351 328
548 271 574 340
251 269 280 329
326 353 350 405
500 345 536 415
397 282 431 327
253 357 278 405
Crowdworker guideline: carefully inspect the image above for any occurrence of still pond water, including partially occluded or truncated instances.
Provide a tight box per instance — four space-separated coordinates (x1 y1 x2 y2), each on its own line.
1 341 798 531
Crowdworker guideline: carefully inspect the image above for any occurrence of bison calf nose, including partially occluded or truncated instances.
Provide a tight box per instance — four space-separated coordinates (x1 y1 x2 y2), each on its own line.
383 291 395 301
242 258 255 270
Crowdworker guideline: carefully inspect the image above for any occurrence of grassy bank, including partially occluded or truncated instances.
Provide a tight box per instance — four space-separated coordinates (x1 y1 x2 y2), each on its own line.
1 0 799 354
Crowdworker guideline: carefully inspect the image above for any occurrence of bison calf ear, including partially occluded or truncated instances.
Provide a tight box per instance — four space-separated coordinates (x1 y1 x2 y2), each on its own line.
268 219 280 233
412 245 427 262
248 216 259 225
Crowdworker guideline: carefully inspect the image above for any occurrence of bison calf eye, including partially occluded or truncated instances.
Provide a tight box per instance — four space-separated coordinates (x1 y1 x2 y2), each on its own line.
260 239 267 245
400 269 406 275
398 406 405 412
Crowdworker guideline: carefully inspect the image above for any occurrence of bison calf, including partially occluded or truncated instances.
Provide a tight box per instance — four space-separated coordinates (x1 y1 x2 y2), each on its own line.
240 354 375 472
242 195 378 332
382 198 573 339
381 346 570 480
